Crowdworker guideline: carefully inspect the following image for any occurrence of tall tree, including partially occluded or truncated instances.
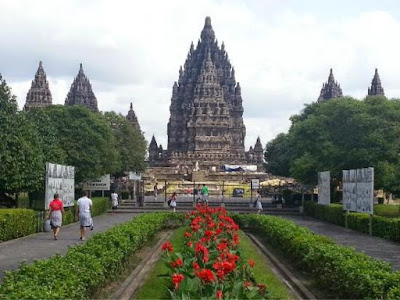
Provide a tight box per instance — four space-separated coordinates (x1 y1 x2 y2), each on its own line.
103 111 147 175
0 75 44 196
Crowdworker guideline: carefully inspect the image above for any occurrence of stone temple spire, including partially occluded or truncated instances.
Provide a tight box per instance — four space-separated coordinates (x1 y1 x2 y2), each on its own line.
24 61 52 110
317 68 343 102
368 68 385 96
126 102 141 131
65 63 99 112
165 16 247 169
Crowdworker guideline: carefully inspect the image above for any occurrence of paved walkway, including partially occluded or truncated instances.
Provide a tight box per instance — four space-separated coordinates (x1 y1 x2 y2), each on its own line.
0 212 137 282
284 216 400 270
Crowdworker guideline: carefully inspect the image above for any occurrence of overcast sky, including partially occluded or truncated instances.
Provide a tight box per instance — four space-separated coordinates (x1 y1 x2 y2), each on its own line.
1 0 400 149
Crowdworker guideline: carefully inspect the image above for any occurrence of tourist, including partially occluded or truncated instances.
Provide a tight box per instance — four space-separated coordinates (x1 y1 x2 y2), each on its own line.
195 185 202 203
202 184 209 204
154 183 158 200
110 190 119 213
169 192 177 213
76 191 93 241
255 190 263 214
47 193 65 240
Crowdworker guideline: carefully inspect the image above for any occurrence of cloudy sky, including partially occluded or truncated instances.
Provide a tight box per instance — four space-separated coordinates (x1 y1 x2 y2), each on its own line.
1 0 400 149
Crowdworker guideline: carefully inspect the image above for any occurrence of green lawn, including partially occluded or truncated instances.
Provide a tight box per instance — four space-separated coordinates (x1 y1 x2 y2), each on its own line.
135 227 187 299
136 228 292 299
374 204 400 218
238 231 293 299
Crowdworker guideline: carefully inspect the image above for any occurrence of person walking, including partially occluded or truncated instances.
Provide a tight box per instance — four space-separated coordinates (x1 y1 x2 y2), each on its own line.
169 192 177 213
202 183 209 205
154 183 158 200
76 191 93 241
111 191 119 213
47 193 65 240
255 190 263 214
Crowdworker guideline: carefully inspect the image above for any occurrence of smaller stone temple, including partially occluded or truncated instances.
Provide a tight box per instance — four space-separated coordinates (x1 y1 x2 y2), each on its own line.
126 102 141 131
318 68 343 102
24 61 53 110
65 63 99 112
368 68 385 96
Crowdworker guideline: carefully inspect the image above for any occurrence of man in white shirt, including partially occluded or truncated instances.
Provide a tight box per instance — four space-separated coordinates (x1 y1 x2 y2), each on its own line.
76 191 93 241
111 191 119 213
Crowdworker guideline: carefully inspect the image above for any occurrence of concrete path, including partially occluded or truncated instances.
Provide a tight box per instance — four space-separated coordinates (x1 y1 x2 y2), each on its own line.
284 216 400 270
0 212 137 282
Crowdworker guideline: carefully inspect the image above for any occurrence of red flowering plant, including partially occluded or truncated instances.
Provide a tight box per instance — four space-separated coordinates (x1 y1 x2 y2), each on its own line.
161 204 268 299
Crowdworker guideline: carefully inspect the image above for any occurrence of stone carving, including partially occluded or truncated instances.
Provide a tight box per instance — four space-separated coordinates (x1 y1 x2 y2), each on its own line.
65 63 98 112
318 68 343 102
368 68 385 96
126 102 141 131
24 61 52 110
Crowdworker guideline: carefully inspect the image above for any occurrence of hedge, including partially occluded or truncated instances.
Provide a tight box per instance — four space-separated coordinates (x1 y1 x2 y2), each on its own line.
0 209 38 242
305 201 400 243
0 212 184 299
0 198 110 243
232 214 400 299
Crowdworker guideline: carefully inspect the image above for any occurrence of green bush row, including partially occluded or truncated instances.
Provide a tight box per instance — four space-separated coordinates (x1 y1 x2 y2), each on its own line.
0 198 110 243
0 212 184 299
304 201 400 242
232 214 400 299
0 209 38 242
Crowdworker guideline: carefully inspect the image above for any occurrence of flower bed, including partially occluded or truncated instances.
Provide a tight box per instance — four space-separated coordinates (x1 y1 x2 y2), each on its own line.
233 213 400 299
161 205 267 299
0 213 184 299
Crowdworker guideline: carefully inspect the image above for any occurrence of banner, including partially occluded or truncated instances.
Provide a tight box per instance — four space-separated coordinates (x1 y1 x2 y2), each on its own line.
83 174 110 191
45 163 75 208
317 171 330 205
343 167 374 214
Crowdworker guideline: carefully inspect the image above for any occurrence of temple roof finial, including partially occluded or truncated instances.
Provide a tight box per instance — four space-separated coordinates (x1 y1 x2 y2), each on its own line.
318 68 343 102
130 102 133 110
368 68 385 96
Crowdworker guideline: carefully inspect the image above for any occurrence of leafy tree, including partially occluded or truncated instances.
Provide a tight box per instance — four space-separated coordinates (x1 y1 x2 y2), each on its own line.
103 111 147 175
0 75 44 197
41 105 119 183
266 96 400 192
264 133 292 177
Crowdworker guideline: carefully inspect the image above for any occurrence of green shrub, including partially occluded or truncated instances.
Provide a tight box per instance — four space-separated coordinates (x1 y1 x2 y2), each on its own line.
232 214 400 299
0 212 184 299
304 201 344 226
375 205 400 218
347 212 370 234
0 209 38 242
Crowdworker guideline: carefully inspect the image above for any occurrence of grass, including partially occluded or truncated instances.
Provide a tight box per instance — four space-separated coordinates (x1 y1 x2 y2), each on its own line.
135 227 187 299
238 231 293 299
374 204 400 218
136 227 292 299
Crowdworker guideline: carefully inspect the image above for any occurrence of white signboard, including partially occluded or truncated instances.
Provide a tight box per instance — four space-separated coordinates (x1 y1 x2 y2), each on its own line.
83 174 110 191
318 171 331 205
343 167 374 214
251 179 260 190
128 172 142 181
45 162 75 208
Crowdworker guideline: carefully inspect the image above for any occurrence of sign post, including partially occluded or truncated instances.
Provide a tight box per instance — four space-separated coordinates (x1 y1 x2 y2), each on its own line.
83 174 110 191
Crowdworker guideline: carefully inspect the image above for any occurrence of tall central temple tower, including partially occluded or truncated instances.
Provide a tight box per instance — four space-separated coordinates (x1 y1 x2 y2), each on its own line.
164 17 247 168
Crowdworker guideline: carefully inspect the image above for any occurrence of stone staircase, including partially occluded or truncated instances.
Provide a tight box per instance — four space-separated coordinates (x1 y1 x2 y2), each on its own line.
111 199 301 215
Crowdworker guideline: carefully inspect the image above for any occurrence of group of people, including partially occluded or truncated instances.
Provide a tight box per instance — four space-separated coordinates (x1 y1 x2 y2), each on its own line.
167 184 210 213
47 191 94 241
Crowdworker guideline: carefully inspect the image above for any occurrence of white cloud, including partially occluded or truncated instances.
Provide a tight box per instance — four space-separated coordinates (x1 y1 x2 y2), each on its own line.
1 0 400 149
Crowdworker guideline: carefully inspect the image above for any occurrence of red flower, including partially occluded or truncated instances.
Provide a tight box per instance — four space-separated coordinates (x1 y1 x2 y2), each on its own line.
184 232 192 238
257 283 267 295
193 261 200 270
187 241 193 248
162 241 173 252
248 259 255 267
176 258 183 267
216 290 223 300
244 281 252 288
170 261 177 268
217 243 228 252
172 273 184 289
216 269 225 280
195 268 215 283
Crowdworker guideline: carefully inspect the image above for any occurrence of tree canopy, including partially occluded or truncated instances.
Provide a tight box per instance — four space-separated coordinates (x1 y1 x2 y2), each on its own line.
265 96 400 192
